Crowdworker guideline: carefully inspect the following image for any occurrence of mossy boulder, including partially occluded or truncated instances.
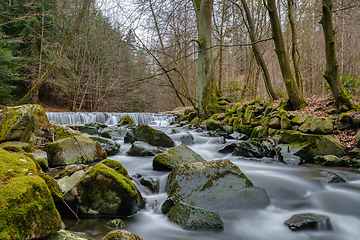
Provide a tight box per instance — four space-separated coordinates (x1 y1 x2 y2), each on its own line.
124 124 175 148
118 115 135 127
167 203 223 230
0 104 50 143
0 141 34 152
162 159 270 213
153 144 205 171
291 114 313 125
46 230 90 240
268 117 281 129
298 117 333 134
100 125 127 140
206 119 221 131
88 135 120 156
45 134 107 167
65 159 144 216
313 155 343 167
106 219 126 229
284 213 332 231
67 124 99 136
127 141 164 157
278 131 346 160
0 149 62 239
190 116 201 127
281 116 292 130
102 230 144 240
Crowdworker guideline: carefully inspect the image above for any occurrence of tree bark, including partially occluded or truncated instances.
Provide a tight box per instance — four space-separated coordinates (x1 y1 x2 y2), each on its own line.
238 0 277 100
320 0 353 108
17 0 90 105
266 0 306 109
193 0 217 117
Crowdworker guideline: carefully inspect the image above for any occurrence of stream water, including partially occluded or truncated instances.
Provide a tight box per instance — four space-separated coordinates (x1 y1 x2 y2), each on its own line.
48 113 360 240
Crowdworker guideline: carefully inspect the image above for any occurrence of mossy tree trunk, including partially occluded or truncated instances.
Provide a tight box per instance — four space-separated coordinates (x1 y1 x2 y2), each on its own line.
265 0 307 109
17 0 90 105
320 0 353 109
238 0 278 100
193 0 218 117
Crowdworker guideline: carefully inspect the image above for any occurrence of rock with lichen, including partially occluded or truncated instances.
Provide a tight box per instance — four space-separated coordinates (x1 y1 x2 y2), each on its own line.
64 159 145 217
162 159 270 213
118 115 135 127
102 230 144 240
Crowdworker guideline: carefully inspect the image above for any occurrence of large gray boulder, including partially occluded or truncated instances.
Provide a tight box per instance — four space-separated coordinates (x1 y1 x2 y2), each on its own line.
167 203 223 230
45 134 107 166
124 124 175 148
162 159 270 213
127 141 163 157
0 104 50 143
153 144 204 171
64 159 145 217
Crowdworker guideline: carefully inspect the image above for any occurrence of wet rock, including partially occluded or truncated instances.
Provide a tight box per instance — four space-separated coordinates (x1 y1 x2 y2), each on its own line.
85 122 108 129
140 177 159 193
206 119 221 131
162 159 270 213
222 125 233 134
65 159 145 216
314 155 343 167
46 230 93 240
319 171 346 184
278 131 346 160
100 126 127 140
124 124 175 148
218 142 238 154
0 104 51 143
106 219 126 229
127 141 164 157
67 124 99 136
233 139 277 159
153 144 204 171
167 203 223 230
229 131 248 140
88 135 120 156
284 213 332 231
180 134 194 145
118 115 135 127
0 149 62 239
45 134 107 167
190 117 201 127
102 230 144 240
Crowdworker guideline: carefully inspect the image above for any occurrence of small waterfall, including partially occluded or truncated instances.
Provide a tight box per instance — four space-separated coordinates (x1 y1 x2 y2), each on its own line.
46 112 177 126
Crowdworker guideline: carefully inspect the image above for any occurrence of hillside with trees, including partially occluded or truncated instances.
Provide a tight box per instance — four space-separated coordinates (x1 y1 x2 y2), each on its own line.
1 0 359 113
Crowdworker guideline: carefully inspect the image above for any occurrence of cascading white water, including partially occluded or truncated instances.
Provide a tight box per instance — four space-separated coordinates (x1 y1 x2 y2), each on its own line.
46 112 177 126
61 125 360 240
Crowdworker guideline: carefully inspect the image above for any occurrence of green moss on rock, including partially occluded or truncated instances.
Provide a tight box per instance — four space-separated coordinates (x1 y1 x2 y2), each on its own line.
118 115 135 127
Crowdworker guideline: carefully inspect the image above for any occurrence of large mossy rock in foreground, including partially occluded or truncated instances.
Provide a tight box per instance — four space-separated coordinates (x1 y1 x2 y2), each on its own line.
162 159 270 213
0 149 62 239
0 104 50 143
45 134 107 166
65 159 145 216
278 130 346 160
167 203 223 230
153 144 204 171
124 124 175 148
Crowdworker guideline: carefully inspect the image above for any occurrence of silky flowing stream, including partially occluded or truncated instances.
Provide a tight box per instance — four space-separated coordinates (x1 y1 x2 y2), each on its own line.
49 113 360 240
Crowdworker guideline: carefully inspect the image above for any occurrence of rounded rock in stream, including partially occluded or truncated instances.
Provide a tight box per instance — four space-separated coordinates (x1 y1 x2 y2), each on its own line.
284 213 332 231
162 159 270 213
102 230 144 240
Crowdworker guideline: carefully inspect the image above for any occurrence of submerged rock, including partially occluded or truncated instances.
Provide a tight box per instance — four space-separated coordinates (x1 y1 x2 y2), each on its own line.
102 230 144 240
0 149 62 239
319 171 346 184
45 134 107 166
124 124 175 148
127 141 164 157
180 134 194 145
167 203 223 230
153 144 204 171
65 159 144 216
162 159 270 213
284 213 332 231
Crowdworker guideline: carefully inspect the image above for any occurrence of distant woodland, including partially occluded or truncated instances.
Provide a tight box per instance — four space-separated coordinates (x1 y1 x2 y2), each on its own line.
1 0 359 112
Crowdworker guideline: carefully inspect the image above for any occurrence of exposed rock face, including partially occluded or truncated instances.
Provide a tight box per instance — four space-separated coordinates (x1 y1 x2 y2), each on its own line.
64 159 144 217
153 144 204 171
284 213 332 231
102 230 144 240
45 134 107 166
0 104 50 143
88 135 120 156
162 159 270 213
0 149 62 239
124 124 175 148
127 141 163 157
167 203 223 230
